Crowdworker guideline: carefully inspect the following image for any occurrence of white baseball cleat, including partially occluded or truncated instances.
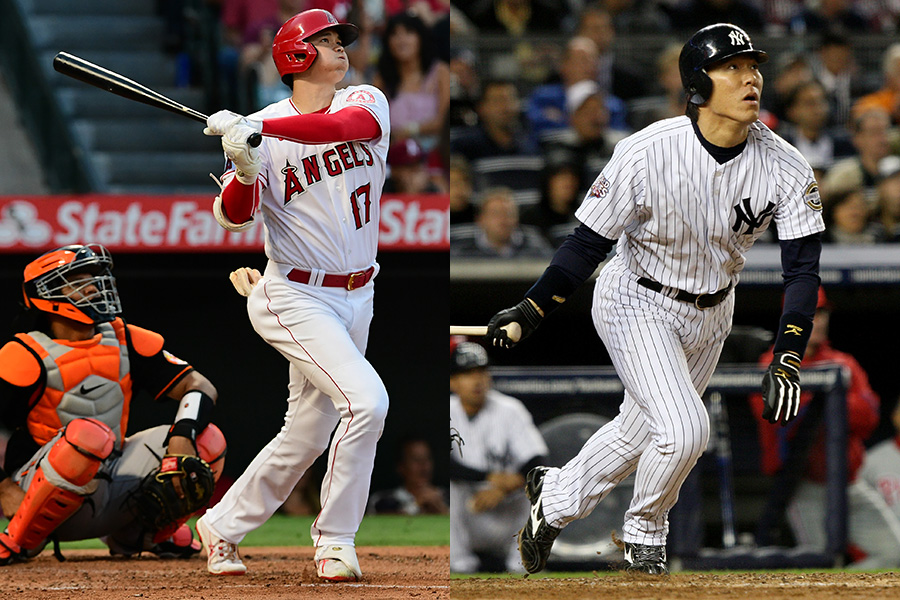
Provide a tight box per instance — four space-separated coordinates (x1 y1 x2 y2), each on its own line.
196 515 247 576
315 545 362 582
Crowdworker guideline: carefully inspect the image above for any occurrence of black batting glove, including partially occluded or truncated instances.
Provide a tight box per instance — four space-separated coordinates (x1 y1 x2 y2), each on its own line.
486 299 543 349
761 351 802 425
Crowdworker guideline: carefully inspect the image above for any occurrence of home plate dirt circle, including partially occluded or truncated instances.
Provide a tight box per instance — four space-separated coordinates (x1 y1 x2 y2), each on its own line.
1 546 448 599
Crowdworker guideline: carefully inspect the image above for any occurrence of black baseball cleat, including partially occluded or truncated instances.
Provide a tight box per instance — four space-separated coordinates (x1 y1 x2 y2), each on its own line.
517 467 561 574
623 541 669 575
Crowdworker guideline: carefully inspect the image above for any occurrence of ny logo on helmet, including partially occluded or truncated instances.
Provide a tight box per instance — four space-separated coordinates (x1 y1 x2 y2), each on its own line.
728 30 746 46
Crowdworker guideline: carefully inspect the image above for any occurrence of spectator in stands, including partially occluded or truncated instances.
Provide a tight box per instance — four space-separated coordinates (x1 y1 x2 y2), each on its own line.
456 0 562 35
874 155 900 242
859 398 900 531
449 47 480 128
749 288 898 568
369 437 448 515
777 79 854 172
822 108 893 203
628 43 687 131
386 139 444 194
450 342 549 573
539 80 619 186
766 53 816 123
853 44 900 126
807 29 860 128
449 155 477 224
526 36 600 144
602 0 671 33
451 80 532 161
574 4 647 104
665 0 765 33
450 188 553 259
374 12 450 155
520 156 583 248
821 188 881 244
789 0 871 35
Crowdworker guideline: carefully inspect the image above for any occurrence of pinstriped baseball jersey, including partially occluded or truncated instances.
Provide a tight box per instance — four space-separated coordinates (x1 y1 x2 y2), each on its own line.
450 390 548 473
575 116 825 293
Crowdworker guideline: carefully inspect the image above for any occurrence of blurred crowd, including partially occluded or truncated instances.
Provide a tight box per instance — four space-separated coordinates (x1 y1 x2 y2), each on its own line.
448 0 900 258
198 0 451 195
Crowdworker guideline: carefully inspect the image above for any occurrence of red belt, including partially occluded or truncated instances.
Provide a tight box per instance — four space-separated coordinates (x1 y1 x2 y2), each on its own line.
287 266 375 291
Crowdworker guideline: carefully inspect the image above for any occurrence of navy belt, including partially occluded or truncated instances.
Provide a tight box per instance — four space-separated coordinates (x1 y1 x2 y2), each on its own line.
637 277 732 310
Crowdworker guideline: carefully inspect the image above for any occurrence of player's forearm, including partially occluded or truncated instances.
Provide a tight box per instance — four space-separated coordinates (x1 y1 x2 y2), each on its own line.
526 225 615 315
261 106 381 144
773 234 822 357
221 176 260 224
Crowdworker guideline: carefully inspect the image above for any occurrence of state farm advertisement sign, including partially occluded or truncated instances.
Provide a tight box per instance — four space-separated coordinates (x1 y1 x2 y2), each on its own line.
0 194 448 252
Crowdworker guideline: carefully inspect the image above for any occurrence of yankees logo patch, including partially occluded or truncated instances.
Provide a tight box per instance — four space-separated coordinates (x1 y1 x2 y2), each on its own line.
804 181 823 211
589 175 610 199
732 197 775 235
346 90 375 104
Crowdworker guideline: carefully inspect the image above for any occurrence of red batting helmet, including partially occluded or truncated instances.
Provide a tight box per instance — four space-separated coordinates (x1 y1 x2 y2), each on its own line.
22 243 122 325
272 9 359 87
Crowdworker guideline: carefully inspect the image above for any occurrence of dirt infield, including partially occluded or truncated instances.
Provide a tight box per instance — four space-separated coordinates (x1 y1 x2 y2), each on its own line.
451 572 900 600
2 546 448 599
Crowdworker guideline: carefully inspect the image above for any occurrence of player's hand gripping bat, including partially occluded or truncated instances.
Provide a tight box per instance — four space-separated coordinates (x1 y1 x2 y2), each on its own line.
52 52 262 147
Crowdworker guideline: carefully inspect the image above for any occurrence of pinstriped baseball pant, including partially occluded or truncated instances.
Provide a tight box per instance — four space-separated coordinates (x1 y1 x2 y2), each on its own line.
540 258 733 546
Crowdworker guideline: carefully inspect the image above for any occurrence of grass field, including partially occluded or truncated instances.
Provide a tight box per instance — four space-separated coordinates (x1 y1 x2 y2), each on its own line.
5 514 450 551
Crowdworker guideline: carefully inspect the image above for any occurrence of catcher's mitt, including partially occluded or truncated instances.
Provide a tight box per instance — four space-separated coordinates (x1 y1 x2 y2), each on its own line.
133 454 215 531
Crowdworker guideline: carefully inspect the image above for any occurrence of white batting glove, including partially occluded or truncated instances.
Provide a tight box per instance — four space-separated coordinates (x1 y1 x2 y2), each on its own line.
222 126 261 185
229 267 262 297
204 109 242 136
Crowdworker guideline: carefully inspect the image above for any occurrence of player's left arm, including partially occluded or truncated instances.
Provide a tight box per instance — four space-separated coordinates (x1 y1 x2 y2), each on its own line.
761 233 822 426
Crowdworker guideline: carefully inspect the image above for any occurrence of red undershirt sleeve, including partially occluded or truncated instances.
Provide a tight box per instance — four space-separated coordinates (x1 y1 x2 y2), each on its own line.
220 177 260 224
261 106 381 144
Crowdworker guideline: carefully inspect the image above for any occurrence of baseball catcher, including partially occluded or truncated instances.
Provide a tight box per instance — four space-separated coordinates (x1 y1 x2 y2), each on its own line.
0 244 226 564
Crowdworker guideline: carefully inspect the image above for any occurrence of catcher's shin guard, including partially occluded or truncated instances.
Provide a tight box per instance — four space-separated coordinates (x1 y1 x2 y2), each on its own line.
6 418 115 552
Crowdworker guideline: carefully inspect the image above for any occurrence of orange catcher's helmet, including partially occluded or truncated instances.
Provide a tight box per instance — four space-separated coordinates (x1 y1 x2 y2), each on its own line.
272 9 359 87
22 244 122 325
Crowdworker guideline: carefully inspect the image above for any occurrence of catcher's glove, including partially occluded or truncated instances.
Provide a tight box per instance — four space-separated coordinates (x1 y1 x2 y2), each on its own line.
761 351 802 425
133 455 215 532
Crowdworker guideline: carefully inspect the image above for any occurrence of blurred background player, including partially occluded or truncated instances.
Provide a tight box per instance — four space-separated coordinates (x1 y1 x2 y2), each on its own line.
0 244 225 563
368 436 448 515
198 8 390 582
860 397 900 528
750 287 900 568
449 342 549 573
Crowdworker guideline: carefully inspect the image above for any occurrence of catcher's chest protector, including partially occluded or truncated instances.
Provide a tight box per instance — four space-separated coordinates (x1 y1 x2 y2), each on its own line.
16 320 132 447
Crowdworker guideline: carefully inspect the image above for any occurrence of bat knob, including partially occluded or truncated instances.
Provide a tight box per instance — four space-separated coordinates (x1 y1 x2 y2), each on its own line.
248 133 262 147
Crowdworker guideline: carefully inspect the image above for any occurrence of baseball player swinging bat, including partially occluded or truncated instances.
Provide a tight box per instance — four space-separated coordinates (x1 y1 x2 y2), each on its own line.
52 52 262 147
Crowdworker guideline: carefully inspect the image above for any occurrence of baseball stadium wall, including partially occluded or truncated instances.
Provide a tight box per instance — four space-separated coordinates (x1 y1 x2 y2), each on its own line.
0 192 449 495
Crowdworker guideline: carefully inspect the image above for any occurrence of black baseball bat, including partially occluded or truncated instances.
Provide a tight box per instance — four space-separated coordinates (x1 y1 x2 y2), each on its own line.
52 52 262 147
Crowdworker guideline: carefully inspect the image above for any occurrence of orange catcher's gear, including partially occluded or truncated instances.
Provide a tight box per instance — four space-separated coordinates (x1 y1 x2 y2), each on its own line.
272 9 359 86
22 244 122 325
2 419 115 560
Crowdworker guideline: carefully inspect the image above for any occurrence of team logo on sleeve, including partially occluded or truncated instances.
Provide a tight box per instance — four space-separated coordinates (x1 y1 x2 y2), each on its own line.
589 175 610 199
346 90 375 104
162 350 187 365
804 182 823 211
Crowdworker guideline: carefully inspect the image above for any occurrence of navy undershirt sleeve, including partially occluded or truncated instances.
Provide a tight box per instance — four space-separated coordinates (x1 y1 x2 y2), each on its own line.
526 224 616 314
773 233 822 355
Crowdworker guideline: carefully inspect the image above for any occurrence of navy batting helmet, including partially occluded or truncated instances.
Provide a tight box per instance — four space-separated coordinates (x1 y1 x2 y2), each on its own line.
679 23 768 105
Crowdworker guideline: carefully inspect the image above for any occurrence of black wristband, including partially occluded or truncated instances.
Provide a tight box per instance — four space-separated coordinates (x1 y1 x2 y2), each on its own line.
164 390 215 448
516 298 543 329
772 311 814 357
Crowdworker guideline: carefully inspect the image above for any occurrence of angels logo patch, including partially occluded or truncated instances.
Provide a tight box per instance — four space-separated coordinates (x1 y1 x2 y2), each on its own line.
804 181 823 211
346 90 376 104
589 175 610 199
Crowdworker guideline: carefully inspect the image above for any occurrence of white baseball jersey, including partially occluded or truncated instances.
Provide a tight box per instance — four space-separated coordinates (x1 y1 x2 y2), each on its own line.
575 116 825 293
233 85 390 273
860 438 900 519
450 390 548 472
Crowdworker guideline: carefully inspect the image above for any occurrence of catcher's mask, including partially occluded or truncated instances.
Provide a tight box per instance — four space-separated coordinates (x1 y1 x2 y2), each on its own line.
272 8 359 87
22 243 122 325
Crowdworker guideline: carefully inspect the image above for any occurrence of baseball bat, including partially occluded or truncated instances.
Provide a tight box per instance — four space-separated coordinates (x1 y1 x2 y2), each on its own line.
52 52 262 147
450 326 487 336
